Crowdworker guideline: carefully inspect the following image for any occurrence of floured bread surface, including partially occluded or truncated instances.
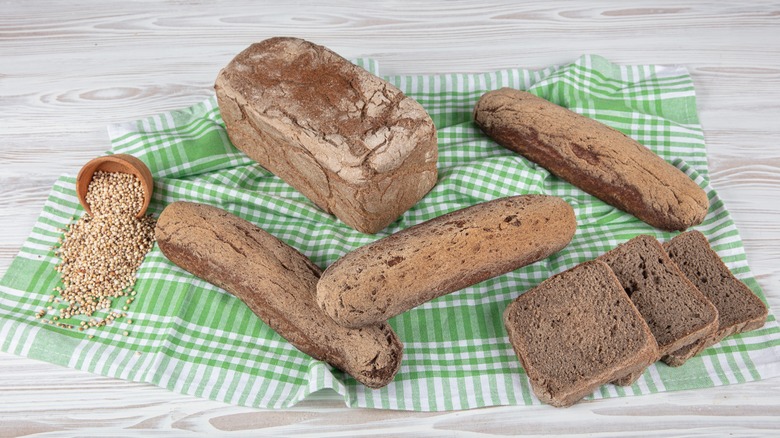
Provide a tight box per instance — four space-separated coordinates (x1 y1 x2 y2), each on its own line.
215 37 438 234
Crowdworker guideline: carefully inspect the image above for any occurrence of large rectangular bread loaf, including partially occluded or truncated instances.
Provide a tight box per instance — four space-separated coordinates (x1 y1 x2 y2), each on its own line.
215 37 438 234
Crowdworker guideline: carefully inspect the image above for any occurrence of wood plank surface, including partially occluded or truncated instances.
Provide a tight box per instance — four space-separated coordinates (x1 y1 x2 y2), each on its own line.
1 1 779 435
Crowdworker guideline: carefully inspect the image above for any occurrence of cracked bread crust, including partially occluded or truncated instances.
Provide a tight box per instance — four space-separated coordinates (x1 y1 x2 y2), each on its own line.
317 195 576 328
504 260 658 407
215 37 437 234
473 88 709 231
155 201 403 388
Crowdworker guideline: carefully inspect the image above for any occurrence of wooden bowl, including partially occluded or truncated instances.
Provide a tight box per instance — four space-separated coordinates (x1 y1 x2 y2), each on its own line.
76 154 154 218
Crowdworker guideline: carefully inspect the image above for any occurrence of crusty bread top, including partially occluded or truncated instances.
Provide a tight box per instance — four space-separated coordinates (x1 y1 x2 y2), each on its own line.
504 260 658 407
215 37 437 183
598 235 718 354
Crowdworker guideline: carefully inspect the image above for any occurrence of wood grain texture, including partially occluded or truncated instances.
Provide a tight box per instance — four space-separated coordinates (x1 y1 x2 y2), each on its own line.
1 0 779 435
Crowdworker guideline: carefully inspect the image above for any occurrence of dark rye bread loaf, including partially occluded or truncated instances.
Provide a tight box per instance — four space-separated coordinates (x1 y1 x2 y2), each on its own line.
155 201 403 388
317 195 577 328
662 231 768 366
215 37 438 234
598 235 718 385
473 88 709 231
504 260 658 407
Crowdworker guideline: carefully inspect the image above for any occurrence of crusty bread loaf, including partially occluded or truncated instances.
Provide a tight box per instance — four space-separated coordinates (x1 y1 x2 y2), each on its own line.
215 37 438 234
155 201 403 388
317 195 576 328
504 260 658 407
662 230 768 366
598 235 718 385
473 88 709 231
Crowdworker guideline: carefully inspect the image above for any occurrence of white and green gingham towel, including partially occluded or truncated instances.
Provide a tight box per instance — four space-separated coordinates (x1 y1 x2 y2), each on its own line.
2 55 779 411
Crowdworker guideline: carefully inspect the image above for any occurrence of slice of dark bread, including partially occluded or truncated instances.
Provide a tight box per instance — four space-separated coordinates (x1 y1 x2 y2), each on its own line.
662 231 768 366
598 235 718 385
503 260 658 407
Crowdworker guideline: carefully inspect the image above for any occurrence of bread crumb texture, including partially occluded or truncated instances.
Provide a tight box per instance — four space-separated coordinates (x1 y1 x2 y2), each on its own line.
662 231 767 365
504 260 657 407
599 235 718 355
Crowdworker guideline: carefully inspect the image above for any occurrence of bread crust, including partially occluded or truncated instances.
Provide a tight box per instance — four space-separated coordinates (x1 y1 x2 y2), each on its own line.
155 201 403 388
317 195 576 328
473 88 709 231
215 37 437 234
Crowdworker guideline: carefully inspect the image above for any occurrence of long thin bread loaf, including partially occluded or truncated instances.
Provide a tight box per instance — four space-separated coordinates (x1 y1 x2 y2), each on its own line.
317 195 576 328
473 88 708 231
155 201 403 388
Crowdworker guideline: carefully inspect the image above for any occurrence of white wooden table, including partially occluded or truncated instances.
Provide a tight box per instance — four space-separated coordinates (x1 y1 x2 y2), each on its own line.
2 1 779 435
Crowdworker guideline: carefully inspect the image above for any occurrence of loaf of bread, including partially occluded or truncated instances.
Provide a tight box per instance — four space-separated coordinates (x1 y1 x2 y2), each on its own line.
473 88 709 231
317 195 576 328
598 235 718 385
662 230 768 366
155 201 403 388
504 260 658 407
215 37 438 234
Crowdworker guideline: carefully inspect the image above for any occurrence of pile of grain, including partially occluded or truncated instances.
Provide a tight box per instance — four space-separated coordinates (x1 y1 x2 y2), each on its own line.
38 171 156 332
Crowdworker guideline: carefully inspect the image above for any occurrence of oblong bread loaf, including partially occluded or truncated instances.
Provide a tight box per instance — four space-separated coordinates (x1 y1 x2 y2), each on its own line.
155 201 403 388
317 195 576 328
473 88 708 231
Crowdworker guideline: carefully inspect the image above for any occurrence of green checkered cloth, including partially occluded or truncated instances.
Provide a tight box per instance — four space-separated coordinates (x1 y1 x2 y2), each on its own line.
2 55 779 411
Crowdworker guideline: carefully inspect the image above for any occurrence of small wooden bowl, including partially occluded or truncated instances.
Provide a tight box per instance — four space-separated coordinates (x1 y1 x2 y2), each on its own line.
76 154 154 218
